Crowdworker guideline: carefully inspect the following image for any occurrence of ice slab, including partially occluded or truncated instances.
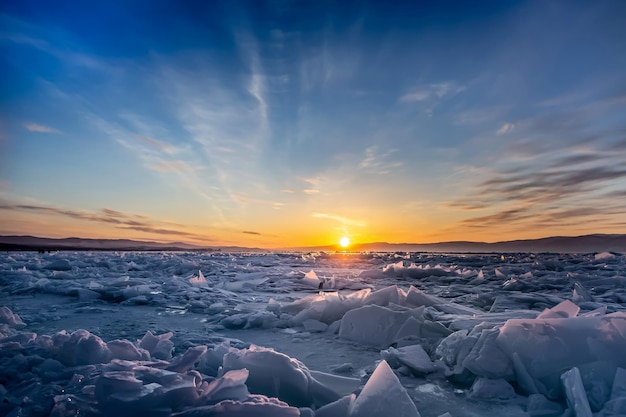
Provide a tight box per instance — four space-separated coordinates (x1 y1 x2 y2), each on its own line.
339 304 422 348
537 299 580 319
561 367 593 417
468 377 516 400
497 313 626 385
348 360 421 417
463 327 513 379
221 344 340 407
381 345 437 375
527 394 563 417
0 306 25 327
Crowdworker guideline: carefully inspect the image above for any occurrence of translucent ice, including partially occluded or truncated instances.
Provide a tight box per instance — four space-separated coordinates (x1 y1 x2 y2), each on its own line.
0 306 25 327
527 394 563 416
348 360 420 417
468 377 516 400
537 300 580 319
139 331 174 360
497 312 626 391
381 345 437 375
53 329 111 366
107 339 149 361
221 344 338 407
561 367 593 417
189 270 207 286
339 304 422 348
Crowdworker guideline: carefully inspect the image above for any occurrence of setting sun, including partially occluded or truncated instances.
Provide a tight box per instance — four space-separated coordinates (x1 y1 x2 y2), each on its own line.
339 237 350 248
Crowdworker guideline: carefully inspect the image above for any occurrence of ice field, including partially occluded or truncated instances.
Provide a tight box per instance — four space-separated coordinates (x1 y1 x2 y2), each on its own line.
1 250 626 416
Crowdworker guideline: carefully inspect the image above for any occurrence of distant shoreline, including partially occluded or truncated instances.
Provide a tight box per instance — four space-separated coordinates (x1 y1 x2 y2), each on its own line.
1 233 626 254
0 243 220 252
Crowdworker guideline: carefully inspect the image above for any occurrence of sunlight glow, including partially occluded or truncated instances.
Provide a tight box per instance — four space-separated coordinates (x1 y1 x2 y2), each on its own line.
339 237 350 248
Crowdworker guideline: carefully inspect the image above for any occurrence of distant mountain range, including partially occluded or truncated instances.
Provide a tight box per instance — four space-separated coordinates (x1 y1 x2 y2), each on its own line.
0 235 262 252
290 234 626 254
1 234 625 253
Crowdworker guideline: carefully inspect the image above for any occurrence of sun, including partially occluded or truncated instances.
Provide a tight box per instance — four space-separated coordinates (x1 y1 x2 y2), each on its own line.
339 237 350 248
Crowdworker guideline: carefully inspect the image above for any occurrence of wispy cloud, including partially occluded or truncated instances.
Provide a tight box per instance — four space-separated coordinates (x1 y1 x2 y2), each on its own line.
445 96 626 234
296 177 321 194
359 146 403 175
312 212 366 227
400 91 431 102
234 31 268 128
24 123 60 133
120 225 203 238
242 230 261 235
135 135 179 154
455 107 506 126
400 82 465 103
2 20 113 72
0 200 211 240
496 122 515 135
0 33 48 49
150 161 202 173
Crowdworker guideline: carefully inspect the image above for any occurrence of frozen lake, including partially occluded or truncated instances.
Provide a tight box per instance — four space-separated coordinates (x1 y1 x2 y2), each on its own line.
1 250 626 416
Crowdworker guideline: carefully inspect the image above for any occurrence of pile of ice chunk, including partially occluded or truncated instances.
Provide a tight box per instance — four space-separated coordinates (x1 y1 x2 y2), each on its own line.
278 284 626 415
432 299 626 414
0 305 432 417
3 250 626 416
280 285 474 348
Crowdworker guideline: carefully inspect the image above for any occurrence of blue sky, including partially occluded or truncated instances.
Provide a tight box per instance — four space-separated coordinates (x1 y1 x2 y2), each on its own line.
1 0 625 247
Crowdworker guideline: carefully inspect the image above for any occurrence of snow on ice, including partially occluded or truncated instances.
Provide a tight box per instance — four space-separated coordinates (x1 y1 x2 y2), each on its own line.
1 250 626 416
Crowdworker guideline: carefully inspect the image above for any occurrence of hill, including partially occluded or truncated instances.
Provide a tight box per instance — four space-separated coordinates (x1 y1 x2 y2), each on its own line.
2 234 625 253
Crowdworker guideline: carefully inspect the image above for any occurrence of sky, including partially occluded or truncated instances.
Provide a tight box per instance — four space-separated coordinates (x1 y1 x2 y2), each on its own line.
1 0 626 248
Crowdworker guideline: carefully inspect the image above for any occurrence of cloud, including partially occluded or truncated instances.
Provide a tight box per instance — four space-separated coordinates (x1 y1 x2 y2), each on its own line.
84 112 233 220
150 161 202 173
455 107 505 126
282 177 325 194
135 135 179 154
234 31 268 127
0 201 210 240
242 230 261 235
400 82 465 103
312 212 366 227
119 225 205 238
24 123 60 133
359 146 403 175
400 91 431 102
447 152 626 231
1 33 49 49
2 21 112 72
443 91 626 234
496 123 515 135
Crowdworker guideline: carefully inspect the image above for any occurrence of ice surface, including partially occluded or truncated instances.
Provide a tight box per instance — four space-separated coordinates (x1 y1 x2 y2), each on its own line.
2 250 626 417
